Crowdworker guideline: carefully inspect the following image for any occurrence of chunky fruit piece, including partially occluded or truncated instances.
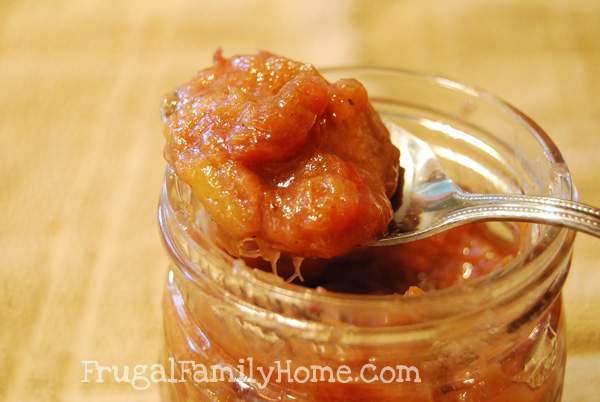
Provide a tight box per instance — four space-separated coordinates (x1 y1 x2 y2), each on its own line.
163 50 400 258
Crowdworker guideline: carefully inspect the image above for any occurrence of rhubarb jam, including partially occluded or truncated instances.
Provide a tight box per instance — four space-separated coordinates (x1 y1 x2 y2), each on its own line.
159 55 571 402
162 50 400 259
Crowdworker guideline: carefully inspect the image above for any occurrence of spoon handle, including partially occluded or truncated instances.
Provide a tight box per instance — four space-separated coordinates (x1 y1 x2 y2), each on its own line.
452 193 600 238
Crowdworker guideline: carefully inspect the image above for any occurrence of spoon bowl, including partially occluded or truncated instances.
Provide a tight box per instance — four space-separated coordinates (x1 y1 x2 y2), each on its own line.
373 123 600 246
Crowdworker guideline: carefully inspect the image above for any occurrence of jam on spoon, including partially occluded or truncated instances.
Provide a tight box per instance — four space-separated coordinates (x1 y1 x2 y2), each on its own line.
162 49 400 260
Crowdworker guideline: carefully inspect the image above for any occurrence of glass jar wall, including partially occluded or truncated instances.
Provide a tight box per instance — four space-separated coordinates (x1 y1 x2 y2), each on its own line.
159 68 576 402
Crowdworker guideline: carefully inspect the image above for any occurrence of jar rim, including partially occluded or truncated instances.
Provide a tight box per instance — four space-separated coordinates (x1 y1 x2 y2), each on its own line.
159 66 576 328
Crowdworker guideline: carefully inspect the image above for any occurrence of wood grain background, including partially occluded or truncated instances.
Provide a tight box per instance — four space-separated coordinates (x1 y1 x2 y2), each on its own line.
1 1 599 401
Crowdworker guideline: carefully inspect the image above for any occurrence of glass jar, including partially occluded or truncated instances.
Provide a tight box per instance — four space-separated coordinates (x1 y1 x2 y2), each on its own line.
158 68 576 401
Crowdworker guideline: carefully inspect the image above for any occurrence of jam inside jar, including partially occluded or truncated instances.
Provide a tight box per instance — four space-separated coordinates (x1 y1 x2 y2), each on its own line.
159 68 576 401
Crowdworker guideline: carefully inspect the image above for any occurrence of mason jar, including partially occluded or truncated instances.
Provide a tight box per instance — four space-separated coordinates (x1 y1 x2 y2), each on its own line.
158 68 576 401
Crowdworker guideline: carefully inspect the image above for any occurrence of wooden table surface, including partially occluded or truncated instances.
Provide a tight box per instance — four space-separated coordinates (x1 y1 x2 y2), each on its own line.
1 1 599 401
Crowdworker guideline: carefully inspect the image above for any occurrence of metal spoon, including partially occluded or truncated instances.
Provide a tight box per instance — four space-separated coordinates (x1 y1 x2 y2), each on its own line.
374 125 600 246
